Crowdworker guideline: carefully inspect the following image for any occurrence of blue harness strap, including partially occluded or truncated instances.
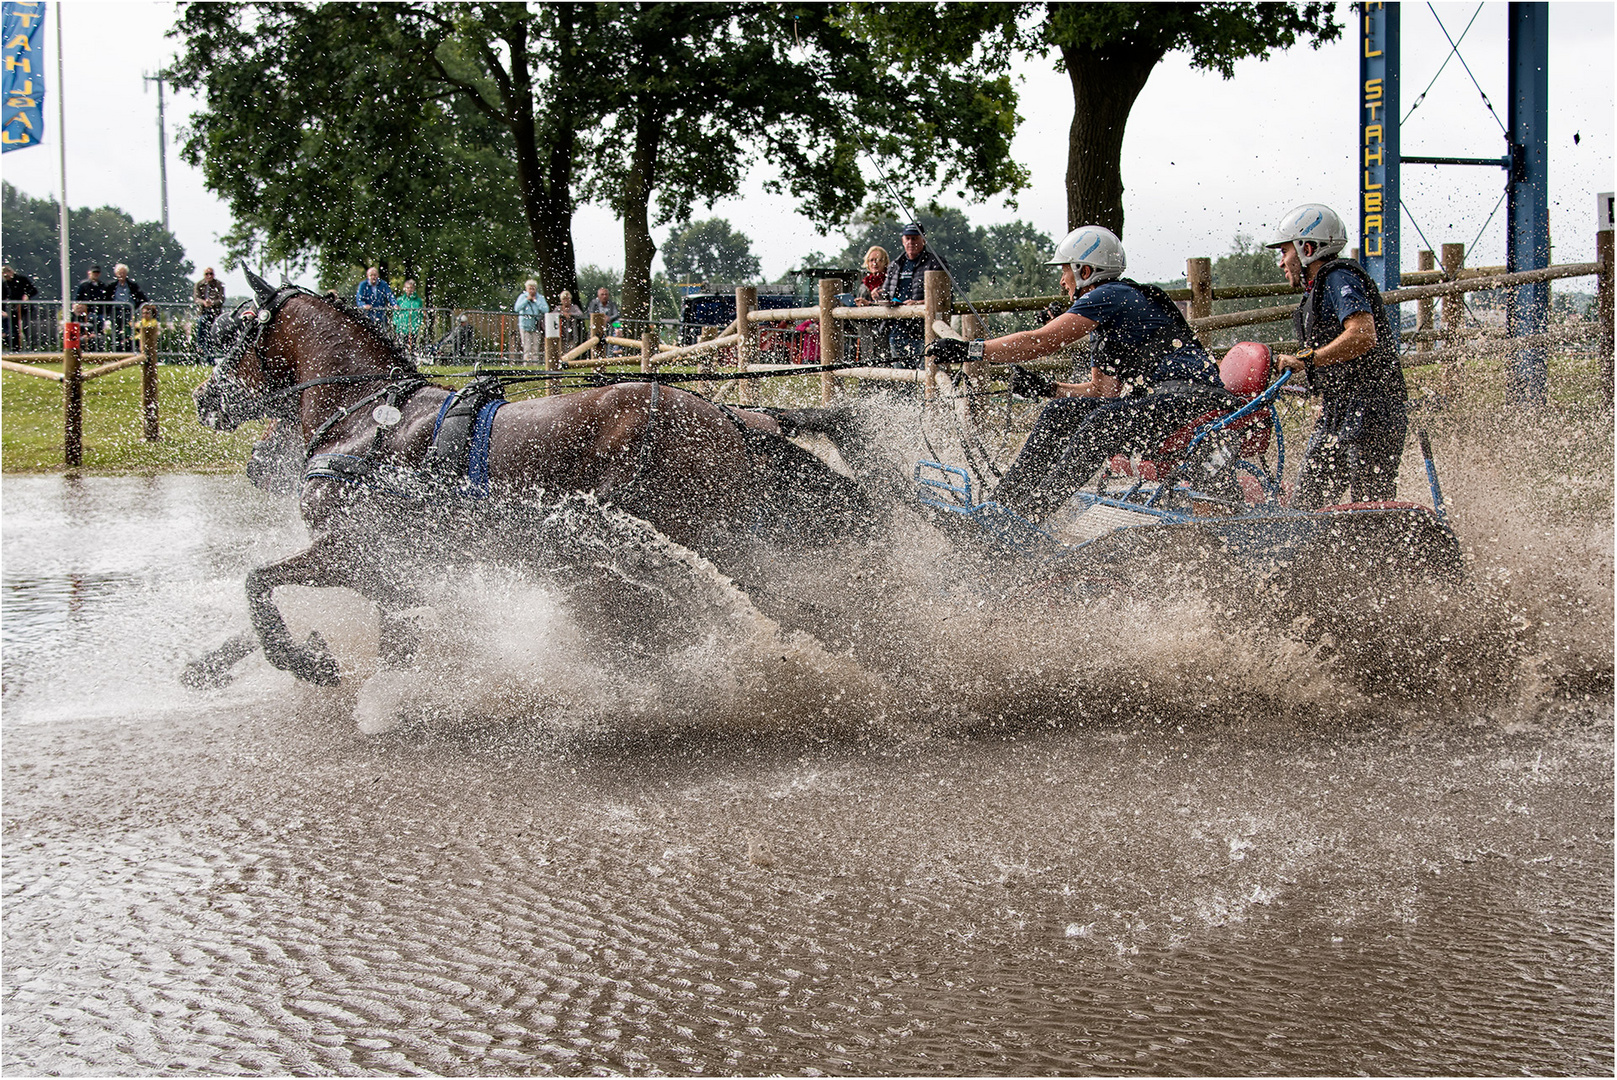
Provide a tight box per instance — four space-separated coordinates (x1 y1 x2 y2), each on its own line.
466 399 506 497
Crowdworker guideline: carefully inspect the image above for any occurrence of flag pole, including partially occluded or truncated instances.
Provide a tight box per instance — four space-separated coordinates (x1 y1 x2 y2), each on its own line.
54 0 68 324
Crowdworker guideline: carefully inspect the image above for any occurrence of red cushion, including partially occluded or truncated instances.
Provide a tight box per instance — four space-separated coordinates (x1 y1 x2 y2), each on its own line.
1219 341 1272 399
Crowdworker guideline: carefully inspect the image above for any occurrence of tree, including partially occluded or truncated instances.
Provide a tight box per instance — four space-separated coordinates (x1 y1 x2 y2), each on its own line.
808 203 1053 296
169 3 533 309
0 182 194 302
1210 232 1292 346
661 219 762 286
171 3 1030 320
850 3 1342 237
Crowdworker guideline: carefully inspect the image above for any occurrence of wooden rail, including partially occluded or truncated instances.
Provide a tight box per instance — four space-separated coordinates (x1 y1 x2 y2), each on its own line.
1 320 162 465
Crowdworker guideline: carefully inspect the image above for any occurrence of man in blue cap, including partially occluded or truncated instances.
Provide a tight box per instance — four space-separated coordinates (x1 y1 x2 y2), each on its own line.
878 223 947 367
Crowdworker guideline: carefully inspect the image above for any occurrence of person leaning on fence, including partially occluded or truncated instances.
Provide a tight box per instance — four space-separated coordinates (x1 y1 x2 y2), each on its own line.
108 264 149 353
193 267 226 360
1266 203 1408 508
513 279 549 363
555 290 585 352
853 245 891 364
880 223 948 368
393 278 425 351
2 264 38 351
355 267 394 325
925 225 1227 524
588 287 620 356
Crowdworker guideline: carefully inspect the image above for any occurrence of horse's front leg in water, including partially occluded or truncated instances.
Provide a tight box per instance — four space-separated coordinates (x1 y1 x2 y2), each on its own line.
245 539 353 686
180 630 261 689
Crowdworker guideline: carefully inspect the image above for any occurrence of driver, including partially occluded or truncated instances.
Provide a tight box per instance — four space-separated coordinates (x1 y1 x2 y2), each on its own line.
1266 203 1408 507
926 225 1224 522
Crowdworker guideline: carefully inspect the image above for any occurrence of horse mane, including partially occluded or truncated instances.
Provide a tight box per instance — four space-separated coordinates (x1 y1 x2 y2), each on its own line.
315 289 419 373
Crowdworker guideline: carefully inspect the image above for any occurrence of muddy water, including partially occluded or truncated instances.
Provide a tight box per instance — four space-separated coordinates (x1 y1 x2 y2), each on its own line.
3 462 1612 1075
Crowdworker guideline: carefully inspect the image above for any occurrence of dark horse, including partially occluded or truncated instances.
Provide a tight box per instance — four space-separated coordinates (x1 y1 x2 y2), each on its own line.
184 272 882 690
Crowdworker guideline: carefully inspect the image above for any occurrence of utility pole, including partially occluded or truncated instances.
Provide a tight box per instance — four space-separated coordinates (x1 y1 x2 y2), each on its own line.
142 69 168 231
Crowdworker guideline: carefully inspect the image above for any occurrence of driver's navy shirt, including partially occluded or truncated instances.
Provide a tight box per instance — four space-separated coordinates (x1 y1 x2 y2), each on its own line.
1067 281 1220 389
1306 265 1376 344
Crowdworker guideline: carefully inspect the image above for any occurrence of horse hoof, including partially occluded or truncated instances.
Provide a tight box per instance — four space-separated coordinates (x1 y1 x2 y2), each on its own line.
180 659 235 690
300 630 343 687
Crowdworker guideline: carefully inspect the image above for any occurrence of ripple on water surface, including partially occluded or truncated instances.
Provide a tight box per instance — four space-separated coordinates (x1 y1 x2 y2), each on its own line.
1 468 1611 1075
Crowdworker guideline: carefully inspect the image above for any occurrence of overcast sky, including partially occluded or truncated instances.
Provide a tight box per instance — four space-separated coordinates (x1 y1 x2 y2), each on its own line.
2 1 1610 296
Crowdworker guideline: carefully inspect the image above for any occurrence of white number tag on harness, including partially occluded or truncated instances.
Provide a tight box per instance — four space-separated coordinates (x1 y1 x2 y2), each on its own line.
372 404 403 428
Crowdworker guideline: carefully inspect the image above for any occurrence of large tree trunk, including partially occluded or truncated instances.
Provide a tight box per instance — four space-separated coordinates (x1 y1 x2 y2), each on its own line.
619 102 662 326
503 14 579 302
1060 40 1163 238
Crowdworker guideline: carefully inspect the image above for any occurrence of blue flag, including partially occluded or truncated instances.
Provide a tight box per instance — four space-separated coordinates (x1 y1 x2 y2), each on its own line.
2 0 46 152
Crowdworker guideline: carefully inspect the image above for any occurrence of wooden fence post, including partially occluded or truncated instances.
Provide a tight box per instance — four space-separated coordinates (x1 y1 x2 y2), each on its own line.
140 318 160 441
961 311 987 422
817 277 843 405
1186 257 1213 319
641 325 656 376
1598 226 1614 407
543 320 560 396
922 269 951 399
735 286 757 406
1416 249 1435 357
1440 243 1466 344
1187 257 1213 347
63 332 82 467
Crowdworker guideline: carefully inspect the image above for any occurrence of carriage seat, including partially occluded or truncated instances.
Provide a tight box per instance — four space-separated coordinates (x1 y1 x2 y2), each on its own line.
1106 341 1276 495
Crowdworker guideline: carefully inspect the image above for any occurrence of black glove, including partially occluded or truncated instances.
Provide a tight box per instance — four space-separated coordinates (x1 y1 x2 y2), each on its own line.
925 338 968 366
1007 365 1057 400
1040 300 1067 325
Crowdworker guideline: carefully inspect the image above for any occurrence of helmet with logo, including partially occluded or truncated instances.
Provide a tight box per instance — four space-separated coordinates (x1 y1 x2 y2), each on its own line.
1266 203 1348 267
1046 225 1126 286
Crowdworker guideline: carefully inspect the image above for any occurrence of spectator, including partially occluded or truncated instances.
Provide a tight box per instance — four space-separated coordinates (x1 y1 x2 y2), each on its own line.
430 313 476 359
587 286 620 324
512 278 549 363
108 263 149 352
880 223 947 367
555 289 585 352
587 286 621 356
73 265 114 344
852 245 890 364
193 267 226 361
392 278 424 351
69 301 106 352
355 266 394 325
2 264 38 352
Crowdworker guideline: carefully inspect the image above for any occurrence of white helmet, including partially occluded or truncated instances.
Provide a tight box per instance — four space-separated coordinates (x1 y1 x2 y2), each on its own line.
1047 225 1126 286
1266 203 1347 266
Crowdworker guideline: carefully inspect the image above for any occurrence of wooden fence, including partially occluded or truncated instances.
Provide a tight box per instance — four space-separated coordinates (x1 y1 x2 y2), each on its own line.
544 230 1613 409
4 229 1610 466
2 318 161 466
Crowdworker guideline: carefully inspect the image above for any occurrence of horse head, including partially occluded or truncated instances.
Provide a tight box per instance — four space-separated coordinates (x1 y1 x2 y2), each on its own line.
194 269 411 431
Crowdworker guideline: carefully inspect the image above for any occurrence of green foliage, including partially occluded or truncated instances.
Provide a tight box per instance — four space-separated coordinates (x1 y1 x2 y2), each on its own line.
661 219 762 287
1210 233 1294 346
848 3 1341 234
0 182 195 302
169 2 532 309
812 203 1054 297
170 2 1030 319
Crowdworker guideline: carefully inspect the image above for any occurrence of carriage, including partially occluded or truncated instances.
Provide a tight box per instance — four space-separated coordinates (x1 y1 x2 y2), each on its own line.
183 274 1463 696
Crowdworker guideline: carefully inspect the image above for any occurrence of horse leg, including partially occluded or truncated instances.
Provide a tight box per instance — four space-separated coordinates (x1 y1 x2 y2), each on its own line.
245 539 355 686
180 630 261 689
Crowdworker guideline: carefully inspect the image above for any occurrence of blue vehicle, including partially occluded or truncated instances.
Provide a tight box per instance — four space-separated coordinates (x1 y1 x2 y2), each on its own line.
677 266 857 345
914 342 1463 591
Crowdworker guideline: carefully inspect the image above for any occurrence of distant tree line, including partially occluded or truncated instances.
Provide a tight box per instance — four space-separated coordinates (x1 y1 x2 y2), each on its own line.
0 182 194 303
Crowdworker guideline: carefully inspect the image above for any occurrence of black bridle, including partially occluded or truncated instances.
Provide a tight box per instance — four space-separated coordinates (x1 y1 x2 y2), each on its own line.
198 283 423 433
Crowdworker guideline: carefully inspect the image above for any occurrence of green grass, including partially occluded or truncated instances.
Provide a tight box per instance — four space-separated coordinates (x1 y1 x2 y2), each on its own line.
2 363 266 473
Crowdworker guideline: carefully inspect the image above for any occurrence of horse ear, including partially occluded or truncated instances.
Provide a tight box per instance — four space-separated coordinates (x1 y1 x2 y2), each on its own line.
244 268 276 307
